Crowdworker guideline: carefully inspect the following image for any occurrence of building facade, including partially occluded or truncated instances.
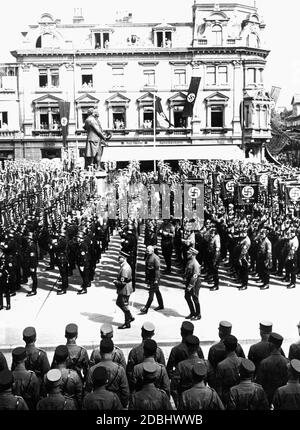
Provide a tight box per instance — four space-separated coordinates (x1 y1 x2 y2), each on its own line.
0 2 272 164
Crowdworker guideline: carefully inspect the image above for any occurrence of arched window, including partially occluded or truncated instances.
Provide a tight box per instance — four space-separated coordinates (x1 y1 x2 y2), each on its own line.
36 36 42 48
247 33 259 48
212 25 222 46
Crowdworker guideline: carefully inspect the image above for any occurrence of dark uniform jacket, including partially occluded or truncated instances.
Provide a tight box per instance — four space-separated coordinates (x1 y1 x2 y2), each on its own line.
115 261 132 296
66 342 89 380
167 341 204 378
208 340 245 370
145 253 160 284
256 351 289 404
56 366 83 408
184 257 201 290
228 380 269 410
37 392 76 410
128 383 173 410
0 352 8 371
83 387 123 410
0 389 28 410
12 366 40 409
215 352 242 404
131 358 170 396
24 343 50 380
89 346 126 370
248 340 285 371
86 359 129 408
127 342 166 381
179 382 225 410
273 381 300 410
173 356 207 395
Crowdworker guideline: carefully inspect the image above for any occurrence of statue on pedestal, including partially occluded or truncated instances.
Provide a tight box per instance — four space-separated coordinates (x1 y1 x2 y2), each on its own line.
83 108 111 171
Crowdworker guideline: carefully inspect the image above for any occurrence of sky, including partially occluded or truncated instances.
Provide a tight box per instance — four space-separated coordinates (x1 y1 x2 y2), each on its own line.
0 0 299 108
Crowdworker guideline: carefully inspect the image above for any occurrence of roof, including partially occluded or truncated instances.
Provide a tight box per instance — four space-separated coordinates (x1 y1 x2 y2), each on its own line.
291 94 300 105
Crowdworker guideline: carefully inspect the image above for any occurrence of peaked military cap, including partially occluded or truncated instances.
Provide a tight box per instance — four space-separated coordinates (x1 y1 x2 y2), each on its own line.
269 332 283 348
240 358 255 375
46 369 62 386
219 321 232 333
23 326 36 342
92 366 107 386
143 339 157 355
290 359 300 374
259 321 273 333
54 345 69 362
100 323 113 338
142 362 157 378
142 322 155 333
192 362 207 378
0 370 13 391
181 321 194 333
100 338 114 354
12 347 26 362
185 334 200 347
65 323 78 338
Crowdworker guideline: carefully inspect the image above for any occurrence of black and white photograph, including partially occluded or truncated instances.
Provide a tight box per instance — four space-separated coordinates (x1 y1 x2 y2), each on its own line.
1 0 300 420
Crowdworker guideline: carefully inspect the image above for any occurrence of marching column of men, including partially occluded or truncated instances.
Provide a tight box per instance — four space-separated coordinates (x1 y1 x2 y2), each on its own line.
2 319 300 410
0 209 112 309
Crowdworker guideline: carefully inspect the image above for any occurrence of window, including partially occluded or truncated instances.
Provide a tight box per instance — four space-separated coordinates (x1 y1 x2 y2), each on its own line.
212 25 222 46
247 68 256 85
247 33 259 48
206 66 228 86
112 68 124 88
144 70 155 87
211 107 224 127
38 108 60 129
94 32 110 48
39 68 59 88
39 69 48 87
173 106 186 128
155 30 173 48
218 66 228 85
41 148 61 159
81 71 93 88
0 112 8 129
174 69 186 86
143 108 154 128
112 108 126 129
207 66 216 85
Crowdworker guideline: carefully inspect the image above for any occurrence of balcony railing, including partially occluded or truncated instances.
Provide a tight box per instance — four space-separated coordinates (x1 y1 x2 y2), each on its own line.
32 129 62 137
0 130 18 138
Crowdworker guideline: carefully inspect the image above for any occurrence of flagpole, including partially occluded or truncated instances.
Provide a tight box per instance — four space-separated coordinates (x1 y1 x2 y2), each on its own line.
153 92 156 174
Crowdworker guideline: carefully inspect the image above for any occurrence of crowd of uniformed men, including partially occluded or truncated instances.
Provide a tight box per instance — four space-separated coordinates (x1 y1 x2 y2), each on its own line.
1 320 300 410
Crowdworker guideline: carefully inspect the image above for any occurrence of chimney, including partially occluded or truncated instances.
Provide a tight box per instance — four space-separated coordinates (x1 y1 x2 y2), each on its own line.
73 8 84 24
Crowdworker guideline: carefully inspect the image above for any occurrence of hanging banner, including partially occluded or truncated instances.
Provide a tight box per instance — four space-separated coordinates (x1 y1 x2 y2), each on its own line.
184 180 204 224
235 183 259 205
221 178 235 200
59 101 70 148
285 184 300 204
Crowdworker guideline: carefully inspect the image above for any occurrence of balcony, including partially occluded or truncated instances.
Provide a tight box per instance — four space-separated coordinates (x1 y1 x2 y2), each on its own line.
0 130 18 138
167 128 191 136
32 129 62 137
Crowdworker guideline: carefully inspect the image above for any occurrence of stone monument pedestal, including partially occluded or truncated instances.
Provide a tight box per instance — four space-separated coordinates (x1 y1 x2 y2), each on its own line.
94 170 108 196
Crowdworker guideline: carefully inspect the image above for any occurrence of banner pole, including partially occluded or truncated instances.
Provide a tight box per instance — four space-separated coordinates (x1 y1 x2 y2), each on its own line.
153 93 156 174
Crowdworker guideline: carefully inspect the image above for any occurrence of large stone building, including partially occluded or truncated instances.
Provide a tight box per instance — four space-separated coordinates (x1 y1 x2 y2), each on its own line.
0 2 272 165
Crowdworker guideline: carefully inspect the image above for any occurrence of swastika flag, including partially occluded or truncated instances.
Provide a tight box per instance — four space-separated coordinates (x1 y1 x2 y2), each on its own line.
182 77 201 118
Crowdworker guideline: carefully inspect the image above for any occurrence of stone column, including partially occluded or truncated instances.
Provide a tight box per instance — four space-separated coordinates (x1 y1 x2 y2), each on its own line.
232 60 243 136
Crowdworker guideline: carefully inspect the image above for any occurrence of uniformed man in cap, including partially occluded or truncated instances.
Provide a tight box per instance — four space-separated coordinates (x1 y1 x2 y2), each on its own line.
167 321 204 379
64 323 89 382
126 322 166 383
228 358 269 410
20 326 50 385
215 334 242 407
130 339 170 396
85 338 129 408
11 346 40 410
120 225 137 291
248 321 285 372
128 362 173 410
159 218 175 274
54 228 69 295
171 334 206 407
114 251 134 329
207 321 245 390
140 245 164 314
178 362 224 410
82 366 123 410
0 245 10 310
0 370 28 410
184 247 201 320
284 228 298 289
256 228 272 290
24 231 39 297
89 323 126 369
76 231 91 294
273 359 300 409
37 369 76 410
256 332 289 405
51 345 83 409
288 321 300 360
206 226 221 290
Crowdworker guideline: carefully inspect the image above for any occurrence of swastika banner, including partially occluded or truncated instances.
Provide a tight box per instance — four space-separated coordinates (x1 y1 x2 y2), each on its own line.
285 184 300 204
235 183 259 205
184 180 204 223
